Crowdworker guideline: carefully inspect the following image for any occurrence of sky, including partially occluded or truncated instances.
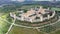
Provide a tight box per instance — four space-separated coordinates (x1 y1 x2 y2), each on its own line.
11 0 60 2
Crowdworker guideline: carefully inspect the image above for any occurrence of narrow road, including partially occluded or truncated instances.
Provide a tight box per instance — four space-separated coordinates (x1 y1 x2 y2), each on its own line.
5 15 16 34
13 18 60 28
0 16 60 29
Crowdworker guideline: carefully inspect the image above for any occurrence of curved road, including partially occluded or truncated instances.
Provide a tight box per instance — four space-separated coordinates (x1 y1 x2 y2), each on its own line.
0 16 60 29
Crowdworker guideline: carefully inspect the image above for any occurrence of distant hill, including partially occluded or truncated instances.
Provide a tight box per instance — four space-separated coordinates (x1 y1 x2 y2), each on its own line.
0 1 60 7
22 1 60 7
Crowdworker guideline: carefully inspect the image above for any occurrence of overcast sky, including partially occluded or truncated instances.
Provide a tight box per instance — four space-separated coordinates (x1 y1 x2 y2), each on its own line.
11 0 60 2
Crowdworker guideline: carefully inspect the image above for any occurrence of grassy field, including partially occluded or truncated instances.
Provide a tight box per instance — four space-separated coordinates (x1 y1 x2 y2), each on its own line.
9 26 44 34
51 7 60 11
51 30 60 34
20 5 41 10
8 25 60 34
0 13 11 34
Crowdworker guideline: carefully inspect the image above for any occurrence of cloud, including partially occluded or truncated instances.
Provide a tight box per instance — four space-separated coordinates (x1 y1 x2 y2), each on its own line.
11 0 25 2
33 0 51 1
11 0 59 2
11 0 16 1
17 0 25 2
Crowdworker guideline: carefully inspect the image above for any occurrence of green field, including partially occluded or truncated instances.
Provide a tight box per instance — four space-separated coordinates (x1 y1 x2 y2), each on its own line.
8 26 60 34
9 26 44 34
0 13 11 34
51 7 60 11
51 30 60 34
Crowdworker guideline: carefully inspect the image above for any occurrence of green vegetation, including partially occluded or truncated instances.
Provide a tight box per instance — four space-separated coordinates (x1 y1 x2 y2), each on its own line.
0 4 60 34
51 7 60 11
40 25 56 33
0 14 11 34
51 30 60 34
9 26 44 34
